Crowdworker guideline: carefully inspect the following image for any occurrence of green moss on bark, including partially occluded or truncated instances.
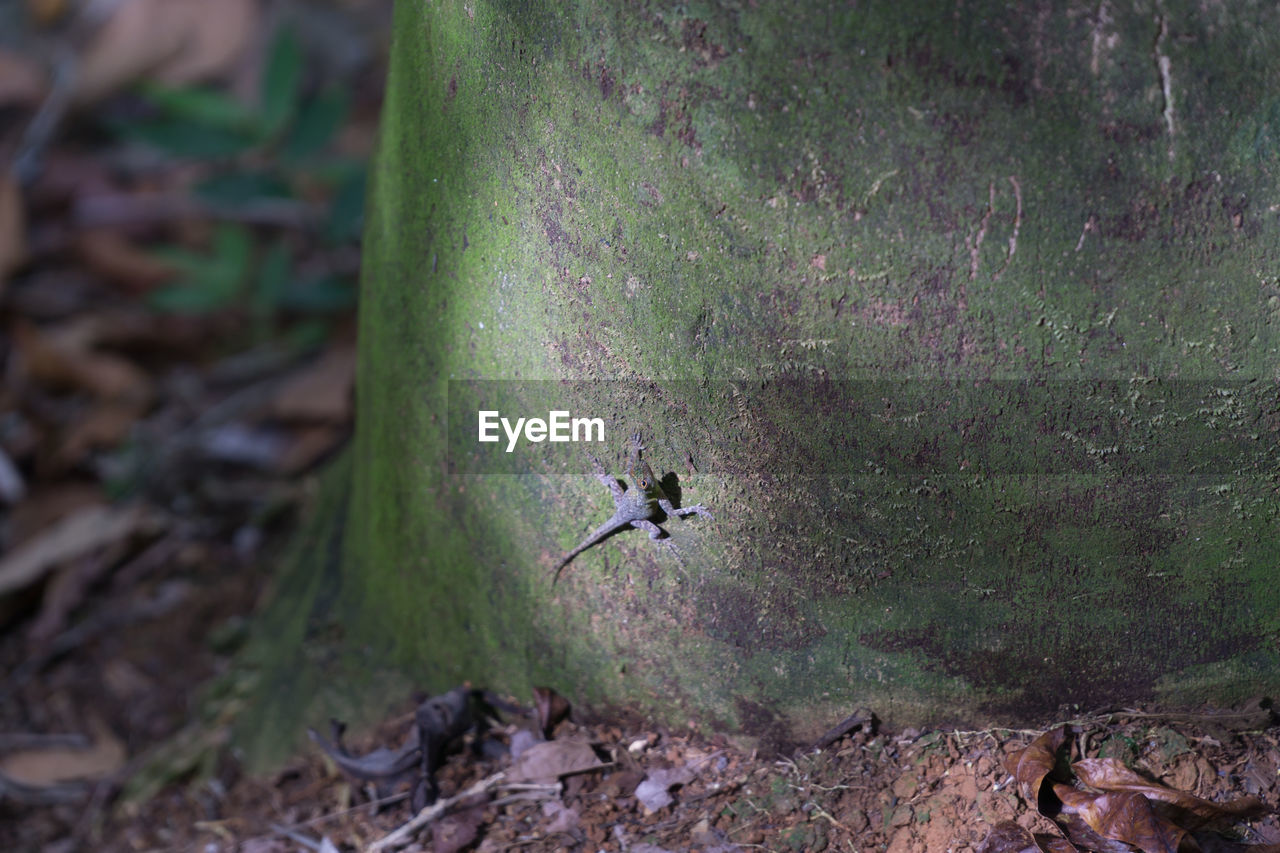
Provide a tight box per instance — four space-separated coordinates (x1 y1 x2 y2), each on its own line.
242 0 1280 759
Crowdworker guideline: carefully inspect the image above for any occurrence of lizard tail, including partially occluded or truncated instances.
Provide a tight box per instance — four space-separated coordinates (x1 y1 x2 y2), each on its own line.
552 548 582 584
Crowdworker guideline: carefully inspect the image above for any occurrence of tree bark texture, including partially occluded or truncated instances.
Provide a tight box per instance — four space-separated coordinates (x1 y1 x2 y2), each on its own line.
242 0 1280 760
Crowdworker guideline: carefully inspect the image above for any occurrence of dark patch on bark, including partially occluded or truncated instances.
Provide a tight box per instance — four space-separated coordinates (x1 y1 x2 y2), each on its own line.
889 41 1030 106
1102 176 1258 248
541 200 567 247
695 574 828 656
649 86 701 151
860 571 1252 722
681 19 729 68
733 697 799 756
1099 121 1161 144
445 74 458 110
599 63 615 100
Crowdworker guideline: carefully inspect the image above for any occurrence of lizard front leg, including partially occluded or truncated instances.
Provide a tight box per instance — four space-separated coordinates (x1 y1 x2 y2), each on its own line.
590 453 627 503
657 499 714 522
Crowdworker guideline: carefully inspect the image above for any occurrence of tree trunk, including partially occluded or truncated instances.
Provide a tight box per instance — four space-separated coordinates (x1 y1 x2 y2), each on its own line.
240 0 1280 763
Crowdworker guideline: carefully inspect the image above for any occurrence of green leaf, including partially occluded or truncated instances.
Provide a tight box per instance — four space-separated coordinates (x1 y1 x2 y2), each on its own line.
148 224 253 314
261 28 304 136
194 171 295 207
281 274 356 313
249 239 293 341
209 223 254 276
137 82 258 130
324 167 366 243
151 245 209 278
287 319 334 352
281 87 350 162
148 282 237 314
253 240 293 313
115 119 259 158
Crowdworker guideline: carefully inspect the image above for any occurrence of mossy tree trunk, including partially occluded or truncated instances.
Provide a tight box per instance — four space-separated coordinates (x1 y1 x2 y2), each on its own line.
242 0 1280 761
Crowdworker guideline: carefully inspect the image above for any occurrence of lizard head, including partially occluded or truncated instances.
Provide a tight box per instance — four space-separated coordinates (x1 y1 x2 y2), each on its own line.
629 460 662 497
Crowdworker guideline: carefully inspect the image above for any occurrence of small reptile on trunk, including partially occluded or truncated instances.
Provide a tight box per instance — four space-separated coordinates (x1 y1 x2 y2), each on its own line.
553 433 713 583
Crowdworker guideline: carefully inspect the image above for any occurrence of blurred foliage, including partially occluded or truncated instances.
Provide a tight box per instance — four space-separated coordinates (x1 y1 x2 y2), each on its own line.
109 27 361 343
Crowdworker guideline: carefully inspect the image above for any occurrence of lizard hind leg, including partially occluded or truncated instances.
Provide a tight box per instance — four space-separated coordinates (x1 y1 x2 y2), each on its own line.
677 503 715 521
631 519 665 540
632 520 691 581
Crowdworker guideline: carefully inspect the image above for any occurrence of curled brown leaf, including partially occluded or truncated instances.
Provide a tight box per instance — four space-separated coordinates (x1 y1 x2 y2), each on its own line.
1007 726 1068 808
1058 813 1157 853
978 820 1052 853
977 820 1083 853
0 174 27 289
1073 757 1268 830
1055 785 1188 853
533 686 572 740
73 0 257 104
506 739 602 784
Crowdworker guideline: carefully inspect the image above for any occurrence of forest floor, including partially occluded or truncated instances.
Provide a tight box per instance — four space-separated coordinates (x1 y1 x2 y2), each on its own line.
4 546 1279 853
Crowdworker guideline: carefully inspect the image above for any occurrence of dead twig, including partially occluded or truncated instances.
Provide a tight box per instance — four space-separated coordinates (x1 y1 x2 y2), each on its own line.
367 771 514 853
73 193 316 230
807 707 874 752
0 769 90 805
12 579 191 685
0 732 90 751
12 46 76 183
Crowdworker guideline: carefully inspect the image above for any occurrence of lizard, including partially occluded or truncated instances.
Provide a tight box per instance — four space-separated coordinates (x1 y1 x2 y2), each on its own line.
553 433 713 583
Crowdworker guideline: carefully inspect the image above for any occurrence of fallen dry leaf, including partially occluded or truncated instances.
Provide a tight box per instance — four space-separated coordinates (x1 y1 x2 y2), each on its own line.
7 482 105 547
271 345 357 423
0 716 126 785
13 319 153 404
1008 726 1067 808
1040 836 1084 853
506 740 603 784
635 765 695 812
1074 757 1267 831
0 503 163 598
433 805 484 853
58 399 150 467
0 47 47 107
28 550 117 645
27 150 113 210
1000 728 1280 853
73 0 257 104
976 820 1059 853
27 0 72 26
0 172 27 290
75 229 179 291
1054 785 1187 853
0 448 25 505
533 686 572 740
542 800 582 836
68 308 205 356
1057 813 1144 853
627 842 676 853
101 658 156 700
278 425 347 474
